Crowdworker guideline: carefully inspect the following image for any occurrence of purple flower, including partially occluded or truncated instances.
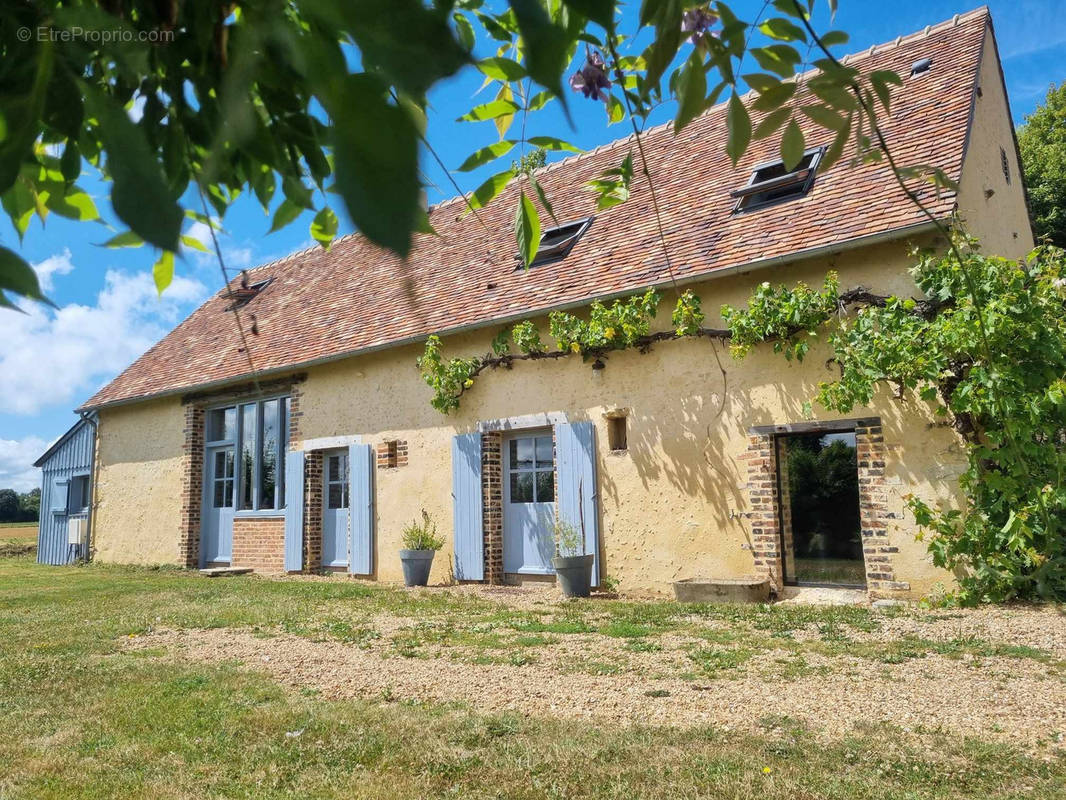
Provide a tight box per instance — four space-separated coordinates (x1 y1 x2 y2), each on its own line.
569 48 611 102
681 7 719 45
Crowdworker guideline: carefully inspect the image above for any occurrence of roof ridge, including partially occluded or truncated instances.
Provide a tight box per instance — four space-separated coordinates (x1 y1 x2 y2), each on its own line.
232 6 990 278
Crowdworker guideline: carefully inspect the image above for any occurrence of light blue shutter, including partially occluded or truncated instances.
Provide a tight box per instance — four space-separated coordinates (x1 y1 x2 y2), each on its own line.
283 450 305 572
51 478 69 514
349 443 374 575
452 433 483 580
555 421 601 586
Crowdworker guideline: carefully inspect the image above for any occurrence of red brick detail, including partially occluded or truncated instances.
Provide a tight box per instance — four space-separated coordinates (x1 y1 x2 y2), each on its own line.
855 421 910 597
232 516 286 573
776 437 794 582
303 451 324 571
178 404 204 568
376 440 408 469
481 432 503 584
741 434 783 590
288 384 303 449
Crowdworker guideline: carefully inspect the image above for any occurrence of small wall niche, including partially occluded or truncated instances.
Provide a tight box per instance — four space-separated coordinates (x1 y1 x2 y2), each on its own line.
605 410 628 452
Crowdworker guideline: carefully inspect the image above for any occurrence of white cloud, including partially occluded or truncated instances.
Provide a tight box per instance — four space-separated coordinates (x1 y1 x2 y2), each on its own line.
0 435 49 493
33 249 75 292
0 267 208 415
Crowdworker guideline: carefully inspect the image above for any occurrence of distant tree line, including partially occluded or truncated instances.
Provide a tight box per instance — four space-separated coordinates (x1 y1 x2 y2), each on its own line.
0 488 39 523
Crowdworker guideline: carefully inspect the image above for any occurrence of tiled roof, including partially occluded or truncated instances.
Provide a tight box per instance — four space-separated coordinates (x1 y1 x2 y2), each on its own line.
83 7 990 410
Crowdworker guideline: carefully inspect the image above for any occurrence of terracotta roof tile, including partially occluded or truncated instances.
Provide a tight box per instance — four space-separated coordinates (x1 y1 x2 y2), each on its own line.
83 8 989 409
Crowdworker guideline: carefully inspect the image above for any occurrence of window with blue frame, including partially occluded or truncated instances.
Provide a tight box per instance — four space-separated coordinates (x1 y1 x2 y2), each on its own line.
206 397 289 512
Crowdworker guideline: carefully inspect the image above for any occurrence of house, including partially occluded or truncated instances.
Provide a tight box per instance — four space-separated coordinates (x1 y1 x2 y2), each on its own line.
34 416 96 565
75 8 1032 598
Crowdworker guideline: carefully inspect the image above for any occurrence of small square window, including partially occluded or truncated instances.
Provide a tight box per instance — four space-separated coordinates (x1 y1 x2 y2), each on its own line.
515 217 593 269
68 475 91 514
731 148 824 212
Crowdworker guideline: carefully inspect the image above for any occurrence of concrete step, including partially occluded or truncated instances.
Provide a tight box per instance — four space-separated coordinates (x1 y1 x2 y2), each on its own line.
199 566 253 578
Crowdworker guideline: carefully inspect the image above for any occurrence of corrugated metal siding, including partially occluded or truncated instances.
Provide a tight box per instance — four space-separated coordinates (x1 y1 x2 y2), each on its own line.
37 420 95 566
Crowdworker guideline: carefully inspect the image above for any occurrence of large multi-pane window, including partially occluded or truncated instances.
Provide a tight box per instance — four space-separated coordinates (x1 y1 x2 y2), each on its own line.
206 397 289 512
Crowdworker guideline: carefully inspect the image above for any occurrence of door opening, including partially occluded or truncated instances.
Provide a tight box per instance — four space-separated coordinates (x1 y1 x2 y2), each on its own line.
502 430 556 575
322 450 350 568
778 431 865 588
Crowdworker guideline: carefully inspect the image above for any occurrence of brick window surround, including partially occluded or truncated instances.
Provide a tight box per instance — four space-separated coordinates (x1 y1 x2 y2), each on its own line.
377 440 408 470
177 374 305 570
743 417 909 597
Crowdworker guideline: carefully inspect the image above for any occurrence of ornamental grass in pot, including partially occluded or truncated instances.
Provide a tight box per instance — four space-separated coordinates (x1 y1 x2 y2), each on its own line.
550 517 593 598
399 510 444 587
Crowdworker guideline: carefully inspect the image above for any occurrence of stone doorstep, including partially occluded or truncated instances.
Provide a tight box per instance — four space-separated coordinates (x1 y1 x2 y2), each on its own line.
199 566 254 578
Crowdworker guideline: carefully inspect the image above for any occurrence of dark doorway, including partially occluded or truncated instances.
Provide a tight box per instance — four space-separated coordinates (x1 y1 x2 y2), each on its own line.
779 431 865 587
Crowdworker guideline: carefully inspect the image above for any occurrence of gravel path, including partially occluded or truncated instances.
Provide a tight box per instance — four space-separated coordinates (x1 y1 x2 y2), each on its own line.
126 594 1066 752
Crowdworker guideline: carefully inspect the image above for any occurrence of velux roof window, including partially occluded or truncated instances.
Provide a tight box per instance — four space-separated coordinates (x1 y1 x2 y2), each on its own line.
731 147 825 212
225 277 273 311
516 217 593 269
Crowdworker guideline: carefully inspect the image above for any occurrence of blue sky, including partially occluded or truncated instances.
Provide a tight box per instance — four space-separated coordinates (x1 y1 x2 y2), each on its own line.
1 0 1062 492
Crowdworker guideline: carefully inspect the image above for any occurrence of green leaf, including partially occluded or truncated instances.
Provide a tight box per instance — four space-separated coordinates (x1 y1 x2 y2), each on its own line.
607 94 625 124
527 90 554 112
82 88 182 251
0 39 53 194
781 119 805 170
180 234 209 253
759 18 807 43
477 57 527 81
508 0 571 118
269 198 304 234
751 45 802 78
752 82 797 112
562 0 615 30
529 174 559 226
326 75 421 257
102 231 145 249
801 104 847 132
310 207 340 249
0 245 49 305
152 250 175 295
60 141 81 182
453 12 475 51
304 0 469 97
515 190 541 268
44 189 99 222
457 99 523 122
742 73 782 94
753 107 792 140
820 30 850 48
526 136 581 152
466 168 515 212
675 52 707 134
869 70 903 112
458 141 517 172
726 93 752 165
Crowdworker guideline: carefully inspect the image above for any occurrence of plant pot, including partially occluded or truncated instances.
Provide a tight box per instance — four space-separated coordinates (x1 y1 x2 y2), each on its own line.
399 549 436 587
552 554 594 598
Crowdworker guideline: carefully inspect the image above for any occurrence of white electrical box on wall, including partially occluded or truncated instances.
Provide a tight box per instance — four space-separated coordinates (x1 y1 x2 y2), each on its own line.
68 517 87 547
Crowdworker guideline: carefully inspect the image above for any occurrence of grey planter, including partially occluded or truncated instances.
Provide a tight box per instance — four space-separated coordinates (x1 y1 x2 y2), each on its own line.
399 549 436 587
552 554 594 598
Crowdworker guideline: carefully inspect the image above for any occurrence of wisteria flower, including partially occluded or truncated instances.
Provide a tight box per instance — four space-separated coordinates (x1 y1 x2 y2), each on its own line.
681 6 719 45
569 48 611 102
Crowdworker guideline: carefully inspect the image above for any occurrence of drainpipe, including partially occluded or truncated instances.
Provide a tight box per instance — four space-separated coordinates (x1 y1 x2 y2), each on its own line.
78 410 98 562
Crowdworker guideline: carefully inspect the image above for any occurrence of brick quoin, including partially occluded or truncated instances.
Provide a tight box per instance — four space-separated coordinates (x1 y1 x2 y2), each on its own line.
481 431 503 584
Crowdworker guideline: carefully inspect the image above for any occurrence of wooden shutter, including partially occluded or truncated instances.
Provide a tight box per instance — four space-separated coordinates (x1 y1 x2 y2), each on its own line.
451 433 484 580
51 478 69 514
349 443 374 576
555 421 601 586
283 450 305 572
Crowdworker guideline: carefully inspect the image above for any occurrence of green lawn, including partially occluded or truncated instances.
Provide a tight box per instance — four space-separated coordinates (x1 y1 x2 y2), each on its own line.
1 554 1063 799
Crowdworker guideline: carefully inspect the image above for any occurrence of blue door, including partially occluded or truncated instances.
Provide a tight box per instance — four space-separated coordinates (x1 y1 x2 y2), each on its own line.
202 445 235 564
502 431 556 575
321 450 349 568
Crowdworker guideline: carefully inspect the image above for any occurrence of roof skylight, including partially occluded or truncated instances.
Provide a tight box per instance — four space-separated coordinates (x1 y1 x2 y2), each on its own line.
731 147 825 212
516 217 594 269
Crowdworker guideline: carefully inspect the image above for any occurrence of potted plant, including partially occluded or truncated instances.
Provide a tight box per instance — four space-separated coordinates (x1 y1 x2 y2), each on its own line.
399 510 444 587
550 516 594 598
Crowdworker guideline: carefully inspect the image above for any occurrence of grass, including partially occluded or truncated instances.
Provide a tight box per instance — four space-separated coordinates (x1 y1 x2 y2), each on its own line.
1 554 1065 798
